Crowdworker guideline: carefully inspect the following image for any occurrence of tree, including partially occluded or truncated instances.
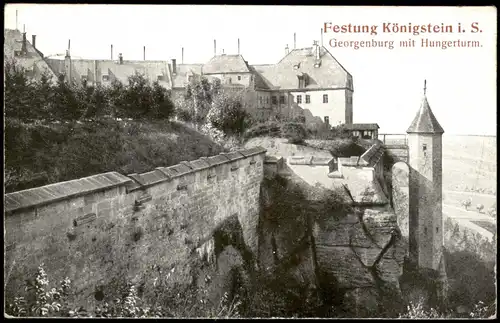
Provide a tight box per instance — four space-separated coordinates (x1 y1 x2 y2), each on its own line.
177 77 217 127
476 204 484 213
462 199 472 210
207 90 251 136
51 77 83 121
4 58 38 121
149 81 175 120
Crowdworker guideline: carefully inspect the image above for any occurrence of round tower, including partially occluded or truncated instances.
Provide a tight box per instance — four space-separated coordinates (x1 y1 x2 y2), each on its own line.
406 80 445 271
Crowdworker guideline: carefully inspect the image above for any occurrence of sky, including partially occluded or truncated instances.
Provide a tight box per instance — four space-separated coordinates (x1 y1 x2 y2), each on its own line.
4 5 497 136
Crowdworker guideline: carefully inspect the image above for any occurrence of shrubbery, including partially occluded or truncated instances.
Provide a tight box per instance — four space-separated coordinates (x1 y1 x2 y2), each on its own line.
4 59 175 122
281 122 308 144
6 263 240 318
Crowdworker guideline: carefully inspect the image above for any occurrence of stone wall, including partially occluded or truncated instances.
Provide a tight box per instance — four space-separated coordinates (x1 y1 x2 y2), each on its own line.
4 146 266 308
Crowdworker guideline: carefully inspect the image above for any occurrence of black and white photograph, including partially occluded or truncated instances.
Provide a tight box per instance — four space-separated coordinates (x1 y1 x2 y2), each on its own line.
3 4 497 318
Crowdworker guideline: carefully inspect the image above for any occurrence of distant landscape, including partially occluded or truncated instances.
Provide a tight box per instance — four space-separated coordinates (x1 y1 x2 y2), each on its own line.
441 135 496 241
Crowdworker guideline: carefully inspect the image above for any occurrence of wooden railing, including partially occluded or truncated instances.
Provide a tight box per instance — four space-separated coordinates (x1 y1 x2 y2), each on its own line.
379 133 408 146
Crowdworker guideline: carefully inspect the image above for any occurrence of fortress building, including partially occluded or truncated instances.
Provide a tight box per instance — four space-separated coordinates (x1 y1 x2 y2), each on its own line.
4 28 354 128
407 80 445 271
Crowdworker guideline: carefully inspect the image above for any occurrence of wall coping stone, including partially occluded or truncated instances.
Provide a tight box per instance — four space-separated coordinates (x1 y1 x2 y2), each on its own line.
288 155 333 166
4 172 132 214
5 147 268 210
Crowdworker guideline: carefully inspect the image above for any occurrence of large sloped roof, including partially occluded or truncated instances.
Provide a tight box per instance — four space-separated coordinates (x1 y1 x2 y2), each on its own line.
407 95 445 134
252 46 350 91
202 54 250 74
4 29 58 81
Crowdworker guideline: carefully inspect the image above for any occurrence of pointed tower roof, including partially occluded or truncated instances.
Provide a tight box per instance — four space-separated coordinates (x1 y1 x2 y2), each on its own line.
407 80 445 134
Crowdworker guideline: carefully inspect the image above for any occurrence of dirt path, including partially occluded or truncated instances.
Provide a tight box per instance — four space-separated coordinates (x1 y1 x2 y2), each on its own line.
443 204 495 223
444 190 496 199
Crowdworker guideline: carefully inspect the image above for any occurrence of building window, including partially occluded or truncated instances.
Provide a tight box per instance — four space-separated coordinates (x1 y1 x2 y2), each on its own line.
237 75 241 81
266 97 269 104
157 75 164 81
324 116 329 125
102 75 109 81
188 75 193 82
279 95 285 104
323 94 328 103
297 95 302 104
271 96 277 105
422 144 427 151
227 77 232 84
81 75 88 81
305 95 311 103
259 96 263 104
436 227 439 233
424 227 428 235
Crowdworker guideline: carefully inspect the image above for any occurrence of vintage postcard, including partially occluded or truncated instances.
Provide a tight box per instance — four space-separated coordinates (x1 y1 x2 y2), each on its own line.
3 4 496 318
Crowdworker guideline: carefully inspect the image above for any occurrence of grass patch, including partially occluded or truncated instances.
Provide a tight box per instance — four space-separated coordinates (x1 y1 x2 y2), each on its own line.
4 118 224 193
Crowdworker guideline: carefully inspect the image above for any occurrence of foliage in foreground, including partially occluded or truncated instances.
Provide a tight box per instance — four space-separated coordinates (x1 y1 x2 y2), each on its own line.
6 264 240 318
398 297 493 319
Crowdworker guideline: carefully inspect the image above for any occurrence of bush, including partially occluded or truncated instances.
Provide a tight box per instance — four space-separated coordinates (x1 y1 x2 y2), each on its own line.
243 121 282 140
6 263 240 318
309 124 353 140
281 122 308 144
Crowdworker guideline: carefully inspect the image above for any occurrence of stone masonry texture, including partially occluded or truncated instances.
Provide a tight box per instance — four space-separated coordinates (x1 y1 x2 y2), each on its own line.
4 147 266 309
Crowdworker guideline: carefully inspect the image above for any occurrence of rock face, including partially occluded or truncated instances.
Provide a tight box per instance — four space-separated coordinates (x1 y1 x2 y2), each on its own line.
259 170 407 317
313 204 406 316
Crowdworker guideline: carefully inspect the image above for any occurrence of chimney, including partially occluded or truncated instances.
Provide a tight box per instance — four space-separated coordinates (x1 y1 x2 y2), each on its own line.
32 35 36 49
294 32 296 49
143 46 146 61
321 28 324 47
285 44 289 55
171 59 177 75
118 53 123 64
16 10 18 31
214 39 216 56
222 49 225 55
21 31 27 54
182 47 184 64
111 44 113 60
68 39 71 54
238 38 240 55
315 41 320 60
65 42 72 83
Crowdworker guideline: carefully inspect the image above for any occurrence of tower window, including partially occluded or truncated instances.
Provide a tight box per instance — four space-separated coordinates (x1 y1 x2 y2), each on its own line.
323 94 328 103
305 95 311 103
297 95 302 104
436 227 439 233
422 144 427 151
